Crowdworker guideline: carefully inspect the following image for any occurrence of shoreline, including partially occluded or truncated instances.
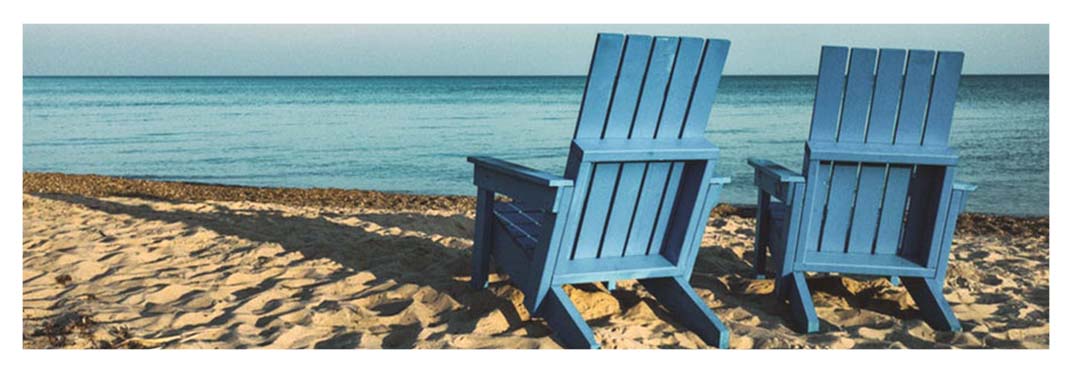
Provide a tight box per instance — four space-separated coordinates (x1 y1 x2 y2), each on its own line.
24 171 1048 238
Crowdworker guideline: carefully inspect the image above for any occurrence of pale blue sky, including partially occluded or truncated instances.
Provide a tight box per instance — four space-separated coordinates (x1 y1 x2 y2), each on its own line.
23 24 1048 76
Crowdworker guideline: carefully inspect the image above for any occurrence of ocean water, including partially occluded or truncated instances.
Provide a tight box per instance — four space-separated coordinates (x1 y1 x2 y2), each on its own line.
23 76 1049 216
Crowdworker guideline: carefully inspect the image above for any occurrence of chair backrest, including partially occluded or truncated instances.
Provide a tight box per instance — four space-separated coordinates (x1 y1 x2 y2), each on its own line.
559 33 730 263
799 46 964 264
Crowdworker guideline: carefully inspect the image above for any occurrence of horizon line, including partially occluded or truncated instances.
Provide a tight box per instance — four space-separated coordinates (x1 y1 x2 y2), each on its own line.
23 73 1050 78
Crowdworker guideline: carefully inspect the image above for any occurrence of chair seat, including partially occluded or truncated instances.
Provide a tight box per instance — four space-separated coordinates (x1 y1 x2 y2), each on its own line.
493 201 546 254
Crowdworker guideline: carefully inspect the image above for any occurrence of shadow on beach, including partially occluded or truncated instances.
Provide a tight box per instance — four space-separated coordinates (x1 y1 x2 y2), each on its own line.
31 193 539 348
25 193 1048 348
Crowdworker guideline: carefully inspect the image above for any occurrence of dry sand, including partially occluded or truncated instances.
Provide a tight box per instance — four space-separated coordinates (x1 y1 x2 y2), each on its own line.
22 174 1049 349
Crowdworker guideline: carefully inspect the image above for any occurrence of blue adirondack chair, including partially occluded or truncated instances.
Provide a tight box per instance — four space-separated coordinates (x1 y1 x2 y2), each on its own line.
748 46 976 333
466 33 732 349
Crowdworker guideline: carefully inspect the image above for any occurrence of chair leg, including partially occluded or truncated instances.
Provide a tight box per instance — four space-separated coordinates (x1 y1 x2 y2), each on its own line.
639 276 729 349
774 273 791 302
902 277 962 332
470 188 494 290
537 286 599 349
754 191 771 279
788 272 819 333
889 276 901 286
605 281 616 291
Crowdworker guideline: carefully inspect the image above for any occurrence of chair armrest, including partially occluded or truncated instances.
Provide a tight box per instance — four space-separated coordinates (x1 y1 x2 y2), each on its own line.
467 156 572 188
950 181 977 214
467 156 574 212
953 181 977 192
747 158 804 202
747 158 805 183
710 176 731 185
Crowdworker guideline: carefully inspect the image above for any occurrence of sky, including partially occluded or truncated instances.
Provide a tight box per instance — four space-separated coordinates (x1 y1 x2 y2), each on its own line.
23 24 1048 76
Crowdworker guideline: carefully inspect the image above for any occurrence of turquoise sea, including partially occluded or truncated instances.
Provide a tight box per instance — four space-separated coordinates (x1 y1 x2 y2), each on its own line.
23 76 1049 216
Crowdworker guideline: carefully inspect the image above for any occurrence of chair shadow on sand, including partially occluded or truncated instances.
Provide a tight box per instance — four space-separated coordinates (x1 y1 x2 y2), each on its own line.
35 193 947 348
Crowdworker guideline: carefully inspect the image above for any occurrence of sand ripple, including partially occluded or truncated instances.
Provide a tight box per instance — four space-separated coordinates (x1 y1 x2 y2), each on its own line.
23 193 1048 349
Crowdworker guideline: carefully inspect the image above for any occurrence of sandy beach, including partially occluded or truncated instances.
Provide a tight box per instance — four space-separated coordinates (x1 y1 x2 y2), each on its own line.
22 172 1049 349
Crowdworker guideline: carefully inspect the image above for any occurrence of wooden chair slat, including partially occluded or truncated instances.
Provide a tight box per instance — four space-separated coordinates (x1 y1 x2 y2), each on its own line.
469 33 731 348
751 45 972 334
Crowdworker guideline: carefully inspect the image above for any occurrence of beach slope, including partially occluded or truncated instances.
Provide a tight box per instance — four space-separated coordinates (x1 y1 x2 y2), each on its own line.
23 173 1049 348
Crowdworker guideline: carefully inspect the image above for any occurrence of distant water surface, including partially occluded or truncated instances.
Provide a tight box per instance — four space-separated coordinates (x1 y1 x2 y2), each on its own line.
23 76 1048 216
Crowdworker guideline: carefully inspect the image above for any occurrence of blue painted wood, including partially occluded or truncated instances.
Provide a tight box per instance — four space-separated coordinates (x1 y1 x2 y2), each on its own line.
613 166 650 257
639 276 730 348
663 161 715 266
680 177 730 278
603 35 654 138
920 167 956 270
749 158 806 184
641 37 705 260
556 160 596 270
754 190 771 278
656 37 705 138
594 35 655 259
799 252 936 277
490 223 533 290
744 157 809 301
884 182 972 333
874 166 911 255
602 163 644 257
539 286 600 349
470 157 572 213
837 48 877 142
648 162 685 255
616 37 680 259
468 33 731 348
779 183 807 290
767 204 788 266
750 45 974 334
806 142 959 165
808 46 848 142
819 162 857 252
471 188 494 289
894 50 937 145
857 49 907 256
681 39 731 137
636 37 709 264
856 50 909 256
936 185 972 280
573 33 626 140
525 184 575 311
820 49 875 254
922 52 965 147
847 165 885 253
468 156 574 187
553 255 679 284
572 138 720 162
572 164 620 259
899 166 943 264
628 37 679 139
873 49 939 261
902 277 962 331
801 160 831 253
841 50 884 254
494 202 545 253
865 49 907 144
789 272 819 333
624 162 670 256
